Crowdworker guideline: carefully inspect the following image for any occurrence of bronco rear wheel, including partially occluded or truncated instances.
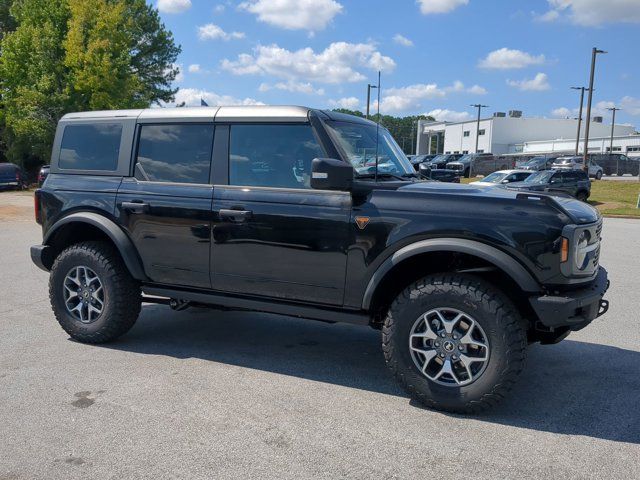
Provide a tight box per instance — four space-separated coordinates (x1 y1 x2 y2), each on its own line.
382 274 527 413
49 241 141 343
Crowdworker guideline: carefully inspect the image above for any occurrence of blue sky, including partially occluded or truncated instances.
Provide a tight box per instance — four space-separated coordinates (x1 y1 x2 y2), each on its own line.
154 0 640 128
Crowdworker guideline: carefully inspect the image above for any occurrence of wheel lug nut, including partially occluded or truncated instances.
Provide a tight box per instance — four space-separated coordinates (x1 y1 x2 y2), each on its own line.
452 355 458 360
458 345 464 351
453 335 458 340
434 342 440 347
440 333 445 338
439 353 445 358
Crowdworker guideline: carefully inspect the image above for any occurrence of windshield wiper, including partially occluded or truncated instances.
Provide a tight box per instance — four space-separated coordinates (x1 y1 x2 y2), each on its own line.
354 172 406 181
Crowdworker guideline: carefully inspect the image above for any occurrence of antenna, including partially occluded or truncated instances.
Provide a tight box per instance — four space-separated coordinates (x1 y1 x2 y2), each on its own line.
374 71 381 182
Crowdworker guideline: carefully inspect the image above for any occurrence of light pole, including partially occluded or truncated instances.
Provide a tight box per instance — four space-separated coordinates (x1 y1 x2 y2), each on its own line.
607 106 621 174
582 47 607 171
366 83 378 119
570 86 589 156
470 104 488 154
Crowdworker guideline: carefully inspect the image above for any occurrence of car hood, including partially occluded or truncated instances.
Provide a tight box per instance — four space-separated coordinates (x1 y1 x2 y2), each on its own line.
399 181 599 224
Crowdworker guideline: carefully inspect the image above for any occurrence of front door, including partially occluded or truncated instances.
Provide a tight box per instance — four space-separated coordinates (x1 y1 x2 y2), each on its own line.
210 123 351 306
116 123 215 288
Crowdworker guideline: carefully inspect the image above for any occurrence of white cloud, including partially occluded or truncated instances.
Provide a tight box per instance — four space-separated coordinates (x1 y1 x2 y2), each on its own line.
188 64 201 73
533 9 560 22
393 34 414 47
221 42 395 84
468 84 488 95
551 107 577 117
426 109 472 122
329 97 360 109
214 4 225 14
620 96 640 116
171 88 264 107
541 0 640 26
239 0 343 33
259 81 325 95
157 0 191 14
417 0 469 15
478 48 545 69
506 72 551 91
379 81 488 113
198 24 246 41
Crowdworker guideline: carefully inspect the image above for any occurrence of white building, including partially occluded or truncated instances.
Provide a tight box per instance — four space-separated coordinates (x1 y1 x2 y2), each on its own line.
416 112 638 156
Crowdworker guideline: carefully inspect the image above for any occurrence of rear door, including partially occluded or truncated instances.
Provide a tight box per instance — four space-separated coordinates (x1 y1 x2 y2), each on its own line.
210 123 351 306
116 122 215 288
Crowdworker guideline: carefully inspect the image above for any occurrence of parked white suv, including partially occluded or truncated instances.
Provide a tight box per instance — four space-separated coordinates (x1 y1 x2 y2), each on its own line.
552 156 603 179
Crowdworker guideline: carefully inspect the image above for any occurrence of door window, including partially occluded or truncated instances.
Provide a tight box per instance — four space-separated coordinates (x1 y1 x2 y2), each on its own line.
135 124 214 184
229 124 324 189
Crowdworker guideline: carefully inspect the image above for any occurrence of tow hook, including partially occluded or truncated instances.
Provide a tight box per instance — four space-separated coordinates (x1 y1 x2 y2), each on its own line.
169 299 190 311
597 299 609 318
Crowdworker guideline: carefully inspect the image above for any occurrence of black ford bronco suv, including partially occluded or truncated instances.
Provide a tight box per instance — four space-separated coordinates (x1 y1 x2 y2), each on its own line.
31 106 609 413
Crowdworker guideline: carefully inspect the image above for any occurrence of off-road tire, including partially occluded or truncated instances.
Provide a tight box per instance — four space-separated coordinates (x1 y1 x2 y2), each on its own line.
49 241 141 343
595 170 602 180
382 273 527 413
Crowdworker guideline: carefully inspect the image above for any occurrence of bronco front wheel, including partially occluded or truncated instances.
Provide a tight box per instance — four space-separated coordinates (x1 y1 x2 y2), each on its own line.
382 274 527 413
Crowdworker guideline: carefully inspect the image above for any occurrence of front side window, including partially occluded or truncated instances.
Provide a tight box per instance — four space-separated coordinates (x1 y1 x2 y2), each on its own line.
59 123 122 170
229 124 324 189
135 124 214 184
324 121 414 177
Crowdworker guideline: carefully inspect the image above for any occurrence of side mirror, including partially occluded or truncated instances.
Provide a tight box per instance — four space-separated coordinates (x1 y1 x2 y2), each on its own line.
418 163 432 179
501 179 510 184
311 158 354 191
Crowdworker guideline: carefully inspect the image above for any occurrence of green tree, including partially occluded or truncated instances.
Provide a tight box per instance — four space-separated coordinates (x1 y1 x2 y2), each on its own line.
0 0 180 166
333 108 433 154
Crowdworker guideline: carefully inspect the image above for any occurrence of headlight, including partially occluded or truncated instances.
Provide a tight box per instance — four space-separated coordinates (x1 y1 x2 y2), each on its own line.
575 230 591 270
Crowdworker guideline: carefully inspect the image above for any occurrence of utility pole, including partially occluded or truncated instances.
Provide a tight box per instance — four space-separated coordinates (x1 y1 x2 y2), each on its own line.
470 104 488 154
366 83 378 119
570 86 589 156
582 47 607 171
607 106 621 174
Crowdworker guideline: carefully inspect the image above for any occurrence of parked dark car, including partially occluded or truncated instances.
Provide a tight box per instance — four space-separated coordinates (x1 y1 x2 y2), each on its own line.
507 169 591 201
590 153 640 176
519 156 558 171
446 153 511 177
423 153 463 170
408 154 437 170
38 165 50 187
31 106 609 414
0 162 28 190
418 164 460 183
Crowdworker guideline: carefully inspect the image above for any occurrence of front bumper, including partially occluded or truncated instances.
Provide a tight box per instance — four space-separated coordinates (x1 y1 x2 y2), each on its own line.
31 244 53 272
529 266 609 329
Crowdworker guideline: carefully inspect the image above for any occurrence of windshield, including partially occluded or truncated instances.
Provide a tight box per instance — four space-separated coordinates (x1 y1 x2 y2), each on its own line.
324 121 414 176
431 155 448 162
457 154 473 163
481 172 508 183
524 157 545 165
555 157 575 164
524 170 554 184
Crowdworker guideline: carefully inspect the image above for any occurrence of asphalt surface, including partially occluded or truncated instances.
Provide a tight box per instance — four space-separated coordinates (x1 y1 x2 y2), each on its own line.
1 191 639 479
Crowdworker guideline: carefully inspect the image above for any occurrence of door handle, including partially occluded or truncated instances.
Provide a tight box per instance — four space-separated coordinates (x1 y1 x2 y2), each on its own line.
121 201 149 214
219 209 253 222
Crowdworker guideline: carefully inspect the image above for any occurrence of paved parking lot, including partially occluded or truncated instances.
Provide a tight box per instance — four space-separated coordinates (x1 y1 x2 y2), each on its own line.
1 191 639 479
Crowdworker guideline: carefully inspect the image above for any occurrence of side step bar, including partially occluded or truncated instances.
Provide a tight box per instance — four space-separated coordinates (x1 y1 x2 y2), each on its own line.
142 286 371 326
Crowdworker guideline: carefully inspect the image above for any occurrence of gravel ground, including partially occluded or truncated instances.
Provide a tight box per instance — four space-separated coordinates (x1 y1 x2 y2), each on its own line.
0 191 638 479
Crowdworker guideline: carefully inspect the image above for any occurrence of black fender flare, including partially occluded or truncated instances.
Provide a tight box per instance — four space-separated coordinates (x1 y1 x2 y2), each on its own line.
362 238 540 310
44 212 147 281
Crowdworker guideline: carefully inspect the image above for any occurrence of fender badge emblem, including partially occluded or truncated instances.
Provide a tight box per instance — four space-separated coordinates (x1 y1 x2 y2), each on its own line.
355 216 370 230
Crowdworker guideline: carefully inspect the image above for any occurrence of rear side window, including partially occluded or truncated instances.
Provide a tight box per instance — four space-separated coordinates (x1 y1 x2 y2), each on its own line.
59 123 122 170
229 124 324 189
135 124 214 184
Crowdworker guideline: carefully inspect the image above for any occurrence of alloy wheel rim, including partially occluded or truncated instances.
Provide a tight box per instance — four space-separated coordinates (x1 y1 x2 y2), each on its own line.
409 307 490 387
63 266 105 324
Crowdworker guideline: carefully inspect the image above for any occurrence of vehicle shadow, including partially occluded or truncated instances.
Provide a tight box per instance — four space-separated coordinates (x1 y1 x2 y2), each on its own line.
101 305 640 445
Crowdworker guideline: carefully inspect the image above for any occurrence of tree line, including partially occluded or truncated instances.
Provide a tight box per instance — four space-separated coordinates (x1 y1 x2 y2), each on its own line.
0 0 180 173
